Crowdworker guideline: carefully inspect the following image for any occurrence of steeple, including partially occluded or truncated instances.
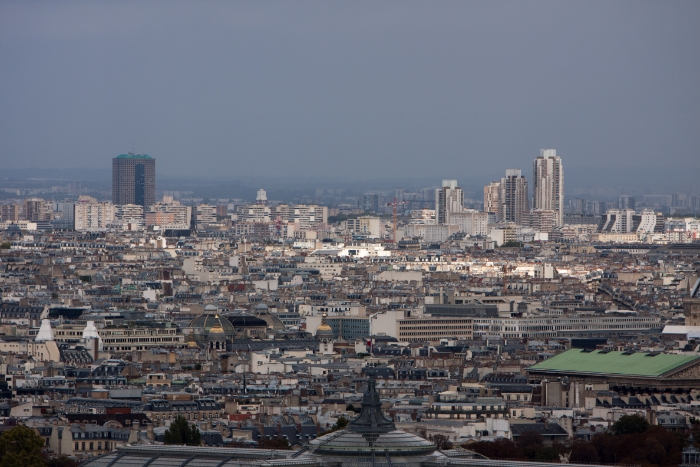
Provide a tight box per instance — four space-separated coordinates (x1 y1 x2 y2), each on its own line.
349 367 396 435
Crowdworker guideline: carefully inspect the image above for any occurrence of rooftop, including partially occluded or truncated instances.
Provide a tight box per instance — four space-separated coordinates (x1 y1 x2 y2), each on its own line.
527 348 700 377
115 153 153 159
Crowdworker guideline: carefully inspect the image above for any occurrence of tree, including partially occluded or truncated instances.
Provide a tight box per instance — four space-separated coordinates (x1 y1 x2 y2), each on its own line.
466 438 524 460
429 434 454 451
46 455 81 467
164 415 202 446
612 414 649 436
570 441 599 464
0 242 11 250
257 437 291 450
0 425 46 467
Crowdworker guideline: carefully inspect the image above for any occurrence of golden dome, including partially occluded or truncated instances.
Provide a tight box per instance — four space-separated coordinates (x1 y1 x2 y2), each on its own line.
209 324 225 334
316 313 333 336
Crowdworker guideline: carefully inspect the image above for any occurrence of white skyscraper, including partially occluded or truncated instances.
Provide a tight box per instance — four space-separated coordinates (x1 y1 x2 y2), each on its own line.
435 179 464 224
533 149 564 227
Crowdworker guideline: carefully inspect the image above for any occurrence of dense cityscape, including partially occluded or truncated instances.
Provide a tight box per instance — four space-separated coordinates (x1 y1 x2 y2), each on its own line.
0 149 699 467
2 1 700 467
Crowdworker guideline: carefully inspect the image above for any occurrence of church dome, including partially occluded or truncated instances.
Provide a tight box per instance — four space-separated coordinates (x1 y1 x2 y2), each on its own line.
304 367 437 467
189 311 235 338
227 315 268 328
315 313 334 340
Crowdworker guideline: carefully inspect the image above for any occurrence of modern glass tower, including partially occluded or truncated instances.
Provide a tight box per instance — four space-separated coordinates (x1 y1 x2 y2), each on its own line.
112 153 156 208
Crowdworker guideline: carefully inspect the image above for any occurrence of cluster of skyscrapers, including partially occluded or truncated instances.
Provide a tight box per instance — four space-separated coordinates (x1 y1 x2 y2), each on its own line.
483 149 564 230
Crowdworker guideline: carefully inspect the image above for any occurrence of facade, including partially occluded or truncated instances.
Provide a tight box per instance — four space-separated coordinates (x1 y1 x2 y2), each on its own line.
112 153 156 208
146 199 191 229
532 149 564 226
528 209 556 233
499 169 528 225
195 204 218 228
397 317 474 342
345 216 382 238
25 198 47 221
483 181 500 215
598 209 660 234
435 179 464 224
473 315 660 339
446 210 489 236
74 197 116 231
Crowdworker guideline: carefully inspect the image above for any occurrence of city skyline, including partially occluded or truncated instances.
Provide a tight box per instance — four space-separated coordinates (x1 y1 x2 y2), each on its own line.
1 1 699 181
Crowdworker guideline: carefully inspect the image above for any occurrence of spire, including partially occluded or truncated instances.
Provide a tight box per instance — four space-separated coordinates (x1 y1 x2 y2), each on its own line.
349 367 396 435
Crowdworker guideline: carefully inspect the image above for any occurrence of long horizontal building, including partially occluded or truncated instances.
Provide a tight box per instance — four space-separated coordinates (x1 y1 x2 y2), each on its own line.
472 314 660 339
397 317 473 342
54 324 185 352
527 348 700 393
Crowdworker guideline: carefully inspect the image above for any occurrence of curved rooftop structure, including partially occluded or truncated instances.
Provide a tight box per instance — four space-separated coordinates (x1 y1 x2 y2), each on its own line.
303 367 437 467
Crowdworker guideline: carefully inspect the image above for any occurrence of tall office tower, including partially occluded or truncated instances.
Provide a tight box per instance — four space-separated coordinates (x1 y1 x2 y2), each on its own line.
483 182 500 215
532 149 564 226
499 169 529 225
363 193 380 213
435 179 464 224
112 153 156 209
618 195 635 210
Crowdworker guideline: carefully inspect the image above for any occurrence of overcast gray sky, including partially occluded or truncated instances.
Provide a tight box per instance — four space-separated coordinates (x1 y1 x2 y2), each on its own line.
1 1 699 182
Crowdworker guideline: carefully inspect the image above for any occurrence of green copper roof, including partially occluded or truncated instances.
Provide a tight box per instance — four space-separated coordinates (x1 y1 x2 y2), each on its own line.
528 348 699 377
116 153 152 159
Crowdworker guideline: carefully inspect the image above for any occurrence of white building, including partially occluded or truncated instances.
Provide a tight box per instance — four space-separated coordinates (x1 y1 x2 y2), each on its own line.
446 210 489 236
73 197 115 231
435 180 464 224
532 149 564 227
195 204 217 227
404 223 459 242
344 216 382 238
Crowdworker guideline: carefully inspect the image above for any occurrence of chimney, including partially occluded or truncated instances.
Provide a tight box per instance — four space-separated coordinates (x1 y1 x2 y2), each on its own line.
130 420 140 443
146 423 154 441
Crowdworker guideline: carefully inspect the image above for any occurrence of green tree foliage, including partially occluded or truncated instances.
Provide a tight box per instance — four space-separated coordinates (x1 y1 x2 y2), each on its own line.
467 438 524 460
429 434 454 451
46 455 80 467
470 423 687 467
0 242 11 250
164 415 202 446
612 414 649 435
500 241 523 248
0 425 46 467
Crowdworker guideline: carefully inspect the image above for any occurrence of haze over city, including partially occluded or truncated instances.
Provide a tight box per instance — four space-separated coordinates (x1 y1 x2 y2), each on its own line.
1 1 699 190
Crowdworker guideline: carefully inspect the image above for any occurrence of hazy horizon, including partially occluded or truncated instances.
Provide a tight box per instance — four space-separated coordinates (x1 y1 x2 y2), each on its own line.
1 1 699 184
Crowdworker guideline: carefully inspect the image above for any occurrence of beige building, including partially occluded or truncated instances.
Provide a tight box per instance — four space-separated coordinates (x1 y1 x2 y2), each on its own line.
397 317 473 342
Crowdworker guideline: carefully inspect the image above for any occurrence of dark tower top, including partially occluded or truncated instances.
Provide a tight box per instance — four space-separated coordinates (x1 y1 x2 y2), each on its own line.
348 367 396 434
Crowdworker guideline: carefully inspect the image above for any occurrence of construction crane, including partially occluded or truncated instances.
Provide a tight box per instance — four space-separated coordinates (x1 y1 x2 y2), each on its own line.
387 198 407 243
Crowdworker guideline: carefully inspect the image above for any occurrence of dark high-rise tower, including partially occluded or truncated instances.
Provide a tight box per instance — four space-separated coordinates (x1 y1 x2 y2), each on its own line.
112 153 156 208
